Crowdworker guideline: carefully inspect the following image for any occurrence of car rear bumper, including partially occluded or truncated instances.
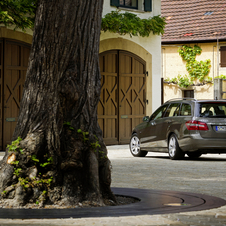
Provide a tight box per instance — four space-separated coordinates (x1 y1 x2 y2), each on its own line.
179 134 226 153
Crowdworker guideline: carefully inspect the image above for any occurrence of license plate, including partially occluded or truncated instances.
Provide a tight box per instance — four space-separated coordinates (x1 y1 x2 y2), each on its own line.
216 126 226 131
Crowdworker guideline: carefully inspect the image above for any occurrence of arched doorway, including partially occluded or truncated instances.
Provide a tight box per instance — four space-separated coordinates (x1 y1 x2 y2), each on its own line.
98 50 147 145
0 39 30 150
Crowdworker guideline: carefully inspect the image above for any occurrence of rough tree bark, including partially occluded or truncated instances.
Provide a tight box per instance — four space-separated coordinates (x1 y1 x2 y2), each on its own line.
0 0 116 207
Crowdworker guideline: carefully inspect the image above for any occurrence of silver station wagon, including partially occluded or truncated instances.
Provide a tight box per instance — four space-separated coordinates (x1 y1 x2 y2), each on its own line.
129 98 226 160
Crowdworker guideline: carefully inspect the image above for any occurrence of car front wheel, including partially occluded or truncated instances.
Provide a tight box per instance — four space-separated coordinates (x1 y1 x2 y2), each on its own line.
130 134 147 157
168 134 184 160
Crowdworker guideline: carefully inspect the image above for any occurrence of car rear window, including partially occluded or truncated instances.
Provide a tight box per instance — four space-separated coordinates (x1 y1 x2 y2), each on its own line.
198 102 226 117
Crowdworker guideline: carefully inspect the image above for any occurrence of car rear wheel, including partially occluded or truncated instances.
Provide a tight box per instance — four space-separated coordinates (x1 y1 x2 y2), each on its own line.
187 151 202 159
130 134 147 157
168 134 184 160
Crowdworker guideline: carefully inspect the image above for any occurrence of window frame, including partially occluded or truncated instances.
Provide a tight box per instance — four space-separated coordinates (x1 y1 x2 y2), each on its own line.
110 0 152 12
183 90 194 98
119 0 138 9
220 46 226 68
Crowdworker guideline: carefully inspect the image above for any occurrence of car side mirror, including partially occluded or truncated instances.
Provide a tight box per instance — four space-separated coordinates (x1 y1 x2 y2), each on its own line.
142 116 150 122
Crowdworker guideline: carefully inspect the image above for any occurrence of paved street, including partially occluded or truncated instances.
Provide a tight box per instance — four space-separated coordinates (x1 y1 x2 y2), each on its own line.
0 145 226 225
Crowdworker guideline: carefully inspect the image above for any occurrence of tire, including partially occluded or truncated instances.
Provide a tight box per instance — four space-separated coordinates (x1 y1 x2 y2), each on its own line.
187 151 202 159
130 134 147 157
168 134 184 160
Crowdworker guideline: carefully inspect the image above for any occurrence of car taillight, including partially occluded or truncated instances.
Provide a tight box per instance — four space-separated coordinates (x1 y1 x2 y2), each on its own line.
185 120 209 131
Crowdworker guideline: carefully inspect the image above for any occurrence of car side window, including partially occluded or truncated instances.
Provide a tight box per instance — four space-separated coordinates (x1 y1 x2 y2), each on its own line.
150 105 168 121
164 103 180 117
180 103 192 116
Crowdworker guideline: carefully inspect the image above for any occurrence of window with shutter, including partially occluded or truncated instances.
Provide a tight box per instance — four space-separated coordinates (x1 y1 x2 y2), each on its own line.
144 0 152 11
220 46 226 67
110 0 120 7
119 0 138 9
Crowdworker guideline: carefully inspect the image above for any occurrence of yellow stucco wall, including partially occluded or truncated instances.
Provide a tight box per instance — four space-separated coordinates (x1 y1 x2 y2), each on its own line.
100 37 153 115
0 27 32 44
223 80 226 99
162 42 226 102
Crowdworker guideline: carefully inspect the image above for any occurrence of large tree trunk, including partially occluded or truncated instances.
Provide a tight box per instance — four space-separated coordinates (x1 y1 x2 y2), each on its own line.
0 0 116 207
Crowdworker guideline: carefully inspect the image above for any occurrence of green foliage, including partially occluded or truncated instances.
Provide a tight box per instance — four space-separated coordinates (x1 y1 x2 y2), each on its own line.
13 168 22 177
2 3 166 38
91 135 101 152
179 45 211 82
13 168 22 176
31 155 39 164
7 137 22 152
178 45 202 61
77 130 107 159
186 59 211 82
166 75 193 88
91 135 107 159
33 177 53 186
11 160 19 165
177 75 193 88
63 121 74 130
215 74 226 79
101 11 166 37
19 177 30 189
166 45 212 88
77 129 89 142
0 0 37 31
40 157 53 167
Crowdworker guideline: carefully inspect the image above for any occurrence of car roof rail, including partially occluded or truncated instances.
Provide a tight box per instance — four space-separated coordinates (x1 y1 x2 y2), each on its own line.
165 98 197 103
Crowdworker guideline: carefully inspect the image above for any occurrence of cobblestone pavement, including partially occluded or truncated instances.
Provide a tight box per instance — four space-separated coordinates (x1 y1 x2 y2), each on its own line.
0 145 226 225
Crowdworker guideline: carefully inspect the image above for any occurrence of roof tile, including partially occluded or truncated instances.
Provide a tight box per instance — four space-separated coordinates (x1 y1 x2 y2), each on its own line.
161 0 226 42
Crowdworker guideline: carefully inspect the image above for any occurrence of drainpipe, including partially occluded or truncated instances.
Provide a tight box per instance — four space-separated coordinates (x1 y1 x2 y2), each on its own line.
214 38 222 99
217 38 219 78
161 48 165 104
213 46 216 79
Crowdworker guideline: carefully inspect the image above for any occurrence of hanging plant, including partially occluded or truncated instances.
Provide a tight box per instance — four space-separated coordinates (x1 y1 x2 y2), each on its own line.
101 10 166 37
165 45 212 88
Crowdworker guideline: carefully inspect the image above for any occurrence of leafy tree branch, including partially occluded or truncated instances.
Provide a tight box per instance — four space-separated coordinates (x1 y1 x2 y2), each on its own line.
165 45 212 88
1 2 166 38
101 11 166 37
0 0 37 31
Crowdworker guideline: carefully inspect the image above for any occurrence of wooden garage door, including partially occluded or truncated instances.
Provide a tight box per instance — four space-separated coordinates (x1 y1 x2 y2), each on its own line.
0 40 3 150
98 50 146 145
2 40 30 150
119 51 146 144
98 51 118 144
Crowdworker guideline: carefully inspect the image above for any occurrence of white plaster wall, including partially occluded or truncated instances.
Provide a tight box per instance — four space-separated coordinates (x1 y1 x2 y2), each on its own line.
101 0 162 113
103 0 161 18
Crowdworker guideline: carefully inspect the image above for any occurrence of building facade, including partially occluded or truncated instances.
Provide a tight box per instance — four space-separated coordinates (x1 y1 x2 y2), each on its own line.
99 0 162 144
0 0 162 149
161 0 226 102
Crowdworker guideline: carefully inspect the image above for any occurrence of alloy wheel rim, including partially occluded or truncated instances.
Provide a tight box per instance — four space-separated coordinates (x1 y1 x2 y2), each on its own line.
130 136 140 154
169 137 176 157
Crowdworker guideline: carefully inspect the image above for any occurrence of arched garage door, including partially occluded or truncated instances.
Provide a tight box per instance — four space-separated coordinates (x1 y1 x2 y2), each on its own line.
0 39 30 150
0 45 146 149
98 50 147 145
